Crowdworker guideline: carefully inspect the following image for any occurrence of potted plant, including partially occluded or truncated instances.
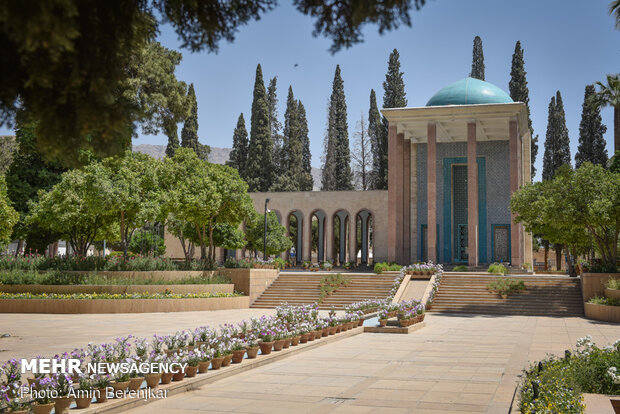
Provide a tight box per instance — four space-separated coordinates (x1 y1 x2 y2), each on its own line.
4 397 31 414
112 370 130 395
183 351 200 377
230 338 246 363
75 375 94 409
32 377 56 414
92 374 111 403
53 373 74 412
302 261 312 270
259 330 276 355
221 343 234 367
210 346 225 370
245 334 260 359
144 352 163 387
377 309 389 327
322 261 333 271
197 346 214 373
163 335 178 357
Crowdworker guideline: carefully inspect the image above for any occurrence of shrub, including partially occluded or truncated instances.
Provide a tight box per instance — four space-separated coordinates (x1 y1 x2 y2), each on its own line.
486 277 526 297
373 262 401 274
128 229 166 256
605 278 620 290
452 265 468 272
272 257 286 269
589 296 620 306
488 263 508 275
223 258 252 268
0 270 231 285
318 273 351 303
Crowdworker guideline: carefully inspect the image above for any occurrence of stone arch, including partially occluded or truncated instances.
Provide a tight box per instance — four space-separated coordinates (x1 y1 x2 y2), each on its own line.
310 210 326 263
355 209 373 264
287 210 304 264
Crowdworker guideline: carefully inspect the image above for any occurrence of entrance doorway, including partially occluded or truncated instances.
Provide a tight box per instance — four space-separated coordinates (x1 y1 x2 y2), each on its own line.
452 165 468 263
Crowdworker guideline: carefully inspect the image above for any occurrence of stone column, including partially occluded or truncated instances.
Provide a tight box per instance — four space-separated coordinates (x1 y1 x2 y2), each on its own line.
325 213 333 262
349 214 357 264
403 138 411 264
427 122 437 263
359 211 370 264
467 122 478 267
387 124 398 262
303 212 312 263
281 220 288 261
410 143 418 262
317 213 325 262
337 211 348 265
509 120 521 266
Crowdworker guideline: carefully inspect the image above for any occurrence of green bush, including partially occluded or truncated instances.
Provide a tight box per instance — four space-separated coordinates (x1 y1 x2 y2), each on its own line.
589 296 620 306
487 263 508 275
605 278 620 290
128 229 166 256
373 262 401 274
452 265 468 272
0 270 231 285
486 277 526 297
223 258 252 268
273 257 286 269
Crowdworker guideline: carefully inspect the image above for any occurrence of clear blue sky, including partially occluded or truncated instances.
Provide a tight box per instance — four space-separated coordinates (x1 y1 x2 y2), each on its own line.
4 1 619 181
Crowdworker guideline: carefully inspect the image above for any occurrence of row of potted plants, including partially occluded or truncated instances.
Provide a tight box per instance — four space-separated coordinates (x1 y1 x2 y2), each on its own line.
0 304 365 413
377 299 426 327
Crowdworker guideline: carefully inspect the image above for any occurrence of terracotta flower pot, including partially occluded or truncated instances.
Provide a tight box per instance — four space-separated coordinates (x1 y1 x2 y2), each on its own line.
95 388 108 403
300 333 309 343
160 372 173 384
322 327 330 337
185 365 198 378
54 396 73 413
282 338 291 349
145 373 161 388
222 354 233 367
128 377 144 391
273 339 285 351
246 346 259 358
314 330 322 339
198 361 211 373
172 371 185 381
33 403 55 414
291 336 301 346
75 396 92 409
336 325 342 333
232 349 246 363
379 319 388 327
211 356 225 369
260 341 274 355
358 319 364 327
307 331 315 341
329 326 337 335
112 381 129 396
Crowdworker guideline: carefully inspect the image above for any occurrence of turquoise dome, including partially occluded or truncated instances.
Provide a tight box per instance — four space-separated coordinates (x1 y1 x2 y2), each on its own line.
426 77 513 106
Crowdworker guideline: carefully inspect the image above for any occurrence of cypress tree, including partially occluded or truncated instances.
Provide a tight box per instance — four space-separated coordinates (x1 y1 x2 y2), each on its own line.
267 77 283 178
509 41 538 178
542 91 572 181
228 113 249 179
246 64 274 192
164 118 180 158
322 65 352 191
576 85 608 168
379 49 407 190
180 84 210 161
298 100 314 191
470 36 485 81
273 86 303 191
368 89 384 189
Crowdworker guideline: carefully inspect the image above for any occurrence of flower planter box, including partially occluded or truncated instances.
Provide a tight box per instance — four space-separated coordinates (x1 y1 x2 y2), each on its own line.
0 296 250 314
605 288 620 300
0 284 234 295
584 302 620 323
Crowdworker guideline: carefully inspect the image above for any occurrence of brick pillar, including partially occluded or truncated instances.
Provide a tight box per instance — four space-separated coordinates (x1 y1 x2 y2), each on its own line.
467 122 478 267
509 120 521 266
403 139 411 264
387 124 398 262
349 213 357 264
325 213 333 262
303 212 312 262
427 122 437 263
410 143 418 261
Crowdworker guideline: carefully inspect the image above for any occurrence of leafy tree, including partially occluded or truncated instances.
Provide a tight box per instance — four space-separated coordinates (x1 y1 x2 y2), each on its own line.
0 136 16 175
0 175 18 249
610 0 620 29
368 89 385 189
245 211 292 256
542 91 572 181
322 65 352 190
165 126 180 158
509 41 538 178
272 86 303 191
181 83 210 161
228 113 249 180
379 49 407 189
470 36 485 81
246 64 274 192
129 228 166 256
576 85 608 168
166 215 197 261
590 74 619 153
26 163 117 257
352 114 371 190
213 222 246 251
0 0 428 164
267 77 284 178
298 100 314 191
103 151 161 258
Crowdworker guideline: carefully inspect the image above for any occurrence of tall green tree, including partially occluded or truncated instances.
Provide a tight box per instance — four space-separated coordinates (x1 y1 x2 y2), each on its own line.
0 175 18 249
368 89 384 189
267 77 284 178
0 1 427 164
228 113 249 180
590 73 620 153
245 211 292 256
298 100 314 191
542 91 572 181
0 136 16 175
509 40 538 178
322 65 352 190
576 85 608 168
352 114 371 190
470 36 485 81
246 64 275 192
180 83 210 161
378 49 407 190
273 86 303 191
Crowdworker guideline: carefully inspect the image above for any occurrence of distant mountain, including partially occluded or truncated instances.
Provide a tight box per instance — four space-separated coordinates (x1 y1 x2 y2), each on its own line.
133 144 321 191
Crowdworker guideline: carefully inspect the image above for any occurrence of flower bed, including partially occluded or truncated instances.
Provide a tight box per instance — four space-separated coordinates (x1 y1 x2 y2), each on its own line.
0 292 238 300
0 304 365 412
0 284 234 295
519 336 620 414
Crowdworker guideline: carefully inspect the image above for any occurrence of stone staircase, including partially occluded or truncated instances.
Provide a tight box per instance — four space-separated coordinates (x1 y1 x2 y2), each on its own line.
250 272 396 309
429 273 584 316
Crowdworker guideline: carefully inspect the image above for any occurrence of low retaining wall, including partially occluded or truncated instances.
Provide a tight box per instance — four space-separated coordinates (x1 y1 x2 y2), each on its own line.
584 302 620 323
0 284 234 295
581 273 620 301
64 270 213 281
218 268 279 304
0 296 250 314
606 288 620 300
